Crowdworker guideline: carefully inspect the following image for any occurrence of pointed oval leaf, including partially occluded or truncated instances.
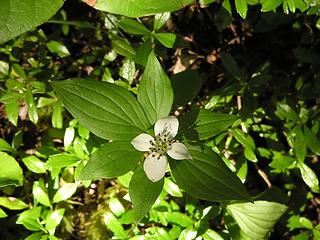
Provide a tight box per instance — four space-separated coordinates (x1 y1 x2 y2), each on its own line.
137 52 174 125
45 208 65 235
93 0 193 17
51 79 150 140
297 161 320 193
79 141 143 180
129 165 164 221
53 183 78 203
32 182 51 207
0 197 28 210
155 33 176 48
227 201 288 239
0 0 64 44
169 144 251 201
119 19 150 35
22 156 46 174
0 151 23 187
182 109 239 140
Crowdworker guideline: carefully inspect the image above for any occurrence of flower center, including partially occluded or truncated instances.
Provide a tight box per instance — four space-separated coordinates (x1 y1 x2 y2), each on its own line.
149 134 173 156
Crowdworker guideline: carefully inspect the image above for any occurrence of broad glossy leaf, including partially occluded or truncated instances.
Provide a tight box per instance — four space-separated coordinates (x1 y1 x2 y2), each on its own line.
32 181 51 207
276 102 299 122
137 52 173 125
52 79 150 140
46 41 70 58
0 208 7 218
129 165 164 221
0 0 64 43
0 197 28 210
111 38 136 59
154 12 170 30
45 209 65 235
303 125 320 155
53 183 78 202
155 33 176 48
167 212 193 227
182 109 239 140
227 201 288 239
93 0 193 17
79 141 143 180
46 153 80 169
22 156 46 174
261 0 284 12
169 144 251 201
0 151 23 187
297 161 320 193
104 212 127 238
235 0 248 19
0 138 14 153
119 19 150 35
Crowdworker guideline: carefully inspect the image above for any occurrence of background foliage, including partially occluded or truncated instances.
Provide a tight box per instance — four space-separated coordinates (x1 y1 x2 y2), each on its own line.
0 0 320 239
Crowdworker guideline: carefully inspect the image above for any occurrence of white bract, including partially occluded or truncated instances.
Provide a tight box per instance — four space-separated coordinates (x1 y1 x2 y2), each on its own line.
131 116 192 182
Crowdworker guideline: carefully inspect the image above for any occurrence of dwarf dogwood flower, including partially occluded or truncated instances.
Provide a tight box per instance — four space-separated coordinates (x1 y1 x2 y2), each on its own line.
131 116 192 182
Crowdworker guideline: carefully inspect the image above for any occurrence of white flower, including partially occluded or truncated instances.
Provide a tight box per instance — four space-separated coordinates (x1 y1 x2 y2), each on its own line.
131 116 192 182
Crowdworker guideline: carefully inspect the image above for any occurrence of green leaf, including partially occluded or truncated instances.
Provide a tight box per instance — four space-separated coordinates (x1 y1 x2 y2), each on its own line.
135 38 152 66
103 212 127 238
0 208 7 218
261 0 284 12
155 33 176 48
154 12 170 30
51 79 150 140
167 212 193 227
46 41 70 58
119 58 136 84
46 153 80 170
25 89 38 124
137 51 174 125
276 102 299 122
169 144 251 201
235 0 248 19
119 18 150 35
182 109 239 140
93 0 193 18
297 161 320 193
233 129 255 150
45 208 65 235
303 125 320 155
171 70 201 107
0 197 28 210
32 181 51 207
79 141 143 180
52 100 63 129
111 38 136 59
164 178 183 197
0 138 15 153
0 151 23 187
53 183 78 203
22 156 46 174
129 165 164 221
109 198 125 217
25 232 43 240
227 201 288 240
5 101 19 126
0 0 64 43
292 126 307 162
